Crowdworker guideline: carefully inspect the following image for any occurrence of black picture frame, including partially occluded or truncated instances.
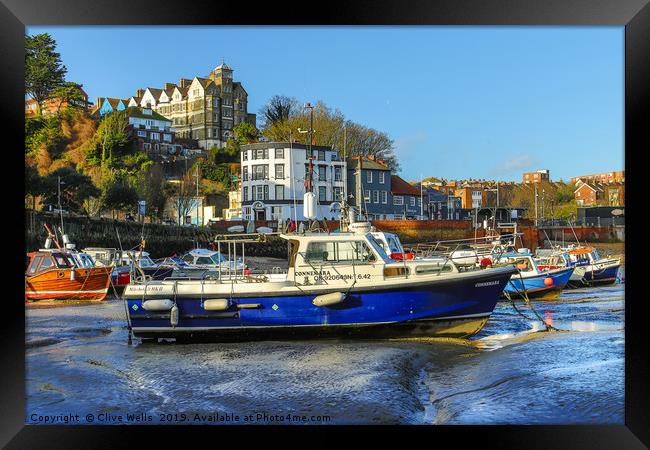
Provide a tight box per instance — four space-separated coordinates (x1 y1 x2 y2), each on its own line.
3 0 646 447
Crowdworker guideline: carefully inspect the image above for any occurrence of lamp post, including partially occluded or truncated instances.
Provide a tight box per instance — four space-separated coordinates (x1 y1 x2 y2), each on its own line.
57 176 66 233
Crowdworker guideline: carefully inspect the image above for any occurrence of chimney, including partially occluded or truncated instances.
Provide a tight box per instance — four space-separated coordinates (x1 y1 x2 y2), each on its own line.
136 88 144 98
164 83 176 91
180 78 191 88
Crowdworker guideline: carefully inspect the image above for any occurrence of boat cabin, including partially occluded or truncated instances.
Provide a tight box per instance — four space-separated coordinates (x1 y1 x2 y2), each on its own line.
492 252 538 274
181 248 243 270
26 250 75 276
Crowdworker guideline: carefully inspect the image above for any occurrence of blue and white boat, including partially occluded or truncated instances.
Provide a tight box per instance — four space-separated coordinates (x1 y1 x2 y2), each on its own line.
536 245 621 288
123 229 518 341
492 251 574 300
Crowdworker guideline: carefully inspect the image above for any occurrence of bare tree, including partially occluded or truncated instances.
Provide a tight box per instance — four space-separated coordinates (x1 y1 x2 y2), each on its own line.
259 95 300 129
171 171 196 225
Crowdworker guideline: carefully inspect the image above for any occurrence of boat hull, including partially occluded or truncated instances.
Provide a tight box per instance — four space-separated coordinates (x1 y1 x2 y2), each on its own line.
25 267 113 302
504 267 574 300
126 267 517 340
568 264 620 288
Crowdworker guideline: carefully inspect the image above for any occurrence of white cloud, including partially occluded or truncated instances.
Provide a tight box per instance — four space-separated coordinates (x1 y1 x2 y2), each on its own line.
491 153 538 176
394 131 428 157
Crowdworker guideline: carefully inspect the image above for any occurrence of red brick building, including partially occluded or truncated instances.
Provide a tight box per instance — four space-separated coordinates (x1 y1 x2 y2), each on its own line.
571 171 624 184
522 169 550 184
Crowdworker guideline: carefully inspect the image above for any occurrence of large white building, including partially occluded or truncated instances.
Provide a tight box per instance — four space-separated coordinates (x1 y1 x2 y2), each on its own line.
240 142 347 222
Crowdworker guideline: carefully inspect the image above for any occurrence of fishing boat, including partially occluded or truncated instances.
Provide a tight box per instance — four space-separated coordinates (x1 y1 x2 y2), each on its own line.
123 227 518 341
536 245 621 288
491 251 574 300
25 228 112 303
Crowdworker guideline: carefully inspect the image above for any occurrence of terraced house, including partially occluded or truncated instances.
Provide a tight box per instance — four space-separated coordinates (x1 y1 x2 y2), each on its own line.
125 62 255 149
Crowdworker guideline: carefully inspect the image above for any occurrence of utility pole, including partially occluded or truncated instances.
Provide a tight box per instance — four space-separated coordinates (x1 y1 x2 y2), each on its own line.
420 174 424 220
57 176 65 234
534 183 538 226
195 163 200 226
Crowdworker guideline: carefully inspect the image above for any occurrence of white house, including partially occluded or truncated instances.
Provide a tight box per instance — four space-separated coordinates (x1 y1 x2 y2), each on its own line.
240 142 347 222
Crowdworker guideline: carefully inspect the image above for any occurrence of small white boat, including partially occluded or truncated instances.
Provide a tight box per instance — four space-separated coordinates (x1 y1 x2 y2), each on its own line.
227 225 245 233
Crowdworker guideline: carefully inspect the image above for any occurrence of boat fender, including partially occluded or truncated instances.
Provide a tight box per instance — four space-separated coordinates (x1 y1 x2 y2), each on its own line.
142 299 174 311
312 292 346 307
237 303 262 309
203 298 231 311
70 269 76 281
170 305 179 328
544 277 554 287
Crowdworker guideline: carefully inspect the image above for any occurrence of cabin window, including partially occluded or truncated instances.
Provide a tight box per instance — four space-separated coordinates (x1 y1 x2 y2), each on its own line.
38 257 55 271
304 241 376 264
28 256 43 274
196 256 213 265
384 267 409 277
415 264 452 275
182 254 194 264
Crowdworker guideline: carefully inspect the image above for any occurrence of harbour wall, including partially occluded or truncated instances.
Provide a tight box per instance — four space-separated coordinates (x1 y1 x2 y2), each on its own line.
25 211 623 260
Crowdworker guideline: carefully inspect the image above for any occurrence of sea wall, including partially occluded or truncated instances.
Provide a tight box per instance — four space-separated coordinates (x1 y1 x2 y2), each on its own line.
26 210 623 260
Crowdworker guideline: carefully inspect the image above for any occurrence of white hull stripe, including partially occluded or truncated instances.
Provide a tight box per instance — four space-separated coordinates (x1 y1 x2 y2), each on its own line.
26 289 108 295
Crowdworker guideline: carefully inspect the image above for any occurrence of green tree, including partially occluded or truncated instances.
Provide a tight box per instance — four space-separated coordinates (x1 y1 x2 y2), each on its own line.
102 179 139 217
40 167 100 213
25 33 67 116
51 82 86 113
25 164 44 210
233 122 260 144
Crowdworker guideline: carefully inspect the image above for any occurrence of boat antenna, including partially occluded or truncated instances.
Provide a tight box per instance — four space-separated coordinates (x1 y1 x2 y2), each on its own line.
57 175 65 235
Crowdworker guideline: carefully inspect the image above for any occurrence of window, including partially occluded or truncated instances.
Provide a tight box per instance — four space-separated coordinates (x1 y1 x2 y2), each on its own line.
364 190 371 202
367 171 373 183
243 167 248 181
252 165 268 180
275 185 285 200
319 186 327 202
333 187 343 202
410 197 416 206
318 150 325 161
304 241 376 264
252 148 265 160
318 165 327 181
29 256 43 274
381 191 388 204
271 206 283 221
379 172 385 184
38 257 55 271
254 185 268 200
334 166 342 182
393 196 404 206
373 190 379 204
151 132 160 141
275 148 284 159
242 151 248 161
275 164 285 179
137 130 146 137
243 187 248 201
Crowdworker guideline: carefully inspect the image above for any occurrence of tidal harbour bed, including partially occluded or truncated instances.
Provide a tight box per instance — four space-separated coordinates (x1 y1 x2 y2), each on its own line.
25 282 624 425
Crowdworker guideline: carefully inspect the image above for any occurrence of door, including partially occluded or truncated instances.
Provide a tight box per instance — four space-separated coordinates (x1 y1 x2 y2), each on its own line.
255 209 266 221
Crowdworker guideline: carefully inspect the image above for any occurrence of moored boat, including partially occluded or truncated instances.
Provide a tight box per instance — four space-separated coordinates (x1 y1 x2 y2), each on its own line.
492 252 574 300
25 249 113 302
123 229 518 341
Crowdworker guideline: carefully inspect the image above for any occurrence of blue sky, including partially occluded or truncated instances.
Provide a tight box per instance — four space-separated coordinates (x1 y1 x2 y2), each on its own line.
27 26 624 182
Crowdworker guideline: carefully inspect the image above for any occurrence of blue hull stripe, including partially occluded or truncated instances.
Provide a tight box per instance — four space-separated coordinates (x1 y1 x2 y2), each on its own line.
127 272 513 331
504 268 573 296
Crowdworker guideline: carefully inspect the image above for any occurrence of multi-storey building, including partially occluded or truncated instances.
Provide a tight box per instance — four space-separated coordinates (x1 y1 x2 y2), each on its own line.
125 106 185 158
346 156 394 220
240 142 346 222
390 175 423 219
523 169 550 184
126 63 255 150
571 171 624 184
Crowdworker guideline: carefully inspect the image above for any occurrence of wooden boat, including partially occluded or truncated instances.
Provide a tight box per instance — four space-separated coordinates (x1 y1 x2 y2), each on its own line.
25 249 113 302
